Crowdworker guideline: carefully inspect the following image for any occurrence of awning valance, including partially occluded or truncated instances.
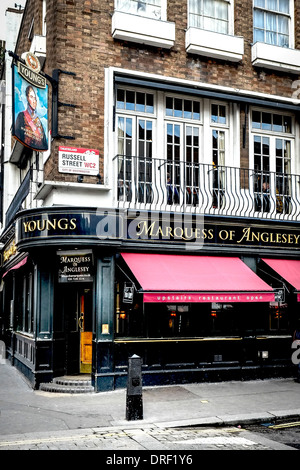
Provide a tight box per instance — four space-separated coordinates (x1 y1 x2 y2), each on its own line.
262 258 300 301
2 256 28 278
121 253 275 303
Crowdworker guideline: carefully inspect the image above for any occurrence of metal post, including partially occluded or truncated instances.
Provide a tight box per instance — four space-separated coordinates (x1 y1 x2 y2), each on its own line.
126 354 143 421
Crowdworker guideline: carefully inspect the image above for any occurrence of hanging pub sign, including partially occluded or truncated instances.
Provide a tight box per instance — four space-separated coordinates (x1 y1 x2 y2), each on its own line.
12 52 48 152
57 250 93 283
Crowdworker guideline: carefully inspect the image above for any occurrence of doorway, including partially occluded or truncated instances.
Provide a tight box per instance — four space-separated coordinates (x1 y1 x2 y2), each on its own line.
62 285 93 375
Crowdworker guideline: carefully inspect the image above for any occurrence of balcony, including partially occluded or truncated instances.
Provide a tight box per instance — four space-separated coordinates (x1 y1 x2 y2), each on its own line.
115 155 300 221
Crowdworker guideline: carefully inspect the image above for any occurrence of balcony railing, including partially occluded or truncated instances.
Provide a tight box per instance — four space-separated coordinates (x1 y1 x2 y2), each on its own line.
115 155 300 221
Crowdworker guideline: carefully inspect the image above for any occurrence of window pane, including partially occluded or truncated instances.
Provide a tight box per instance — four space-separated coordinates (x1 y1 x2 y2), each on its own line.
193 101 200 120
262 112 272 130
273 114 282 132
254 0 265 7
284 116 291 133
117 89 125 109
211 104 218 123
166 97 173 116
279 0 289 13
252 111 261 128
146 94 154 113
136 92 145 112
254 10 264 28
184 100 192 119
174 98 183 118
117 0 162 19
126 90 135 110
267 0 277 11
254 28 265 42
190 0 228 33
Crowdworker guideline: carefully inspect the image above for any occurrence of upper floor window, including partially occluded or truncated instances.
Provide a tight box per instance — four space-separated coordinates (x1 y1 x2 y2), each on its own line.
166 96 201 120
115 0 163 19
188 0 230 34
253 0 291 47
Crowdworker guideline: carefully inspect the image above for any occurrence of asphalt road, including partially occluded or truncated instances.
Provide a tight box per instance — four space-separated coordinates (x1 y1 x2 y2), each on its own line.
244 418 300 450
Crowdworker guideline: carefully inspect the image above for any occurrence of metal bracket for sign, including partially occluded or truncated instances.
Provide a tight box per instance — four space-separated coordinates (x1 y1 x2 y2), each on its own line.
7 51 76 140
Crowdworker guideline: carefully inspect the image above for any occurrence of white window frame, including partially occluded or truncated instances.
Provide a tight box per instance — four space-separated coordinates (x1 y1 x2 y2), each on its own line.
250 107 295 214
115 0 167 21
253 0 294 48
188 0 234 36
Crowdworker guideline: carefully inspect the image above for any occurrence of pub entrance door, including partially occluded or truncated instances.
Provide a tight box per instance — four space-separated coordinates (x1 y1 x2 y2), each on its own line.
63 285 93 375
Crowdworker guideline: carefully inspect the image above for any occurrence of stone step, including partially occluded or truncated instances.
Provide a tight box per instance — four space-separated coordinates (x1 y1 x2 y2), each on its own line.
39 375 94 394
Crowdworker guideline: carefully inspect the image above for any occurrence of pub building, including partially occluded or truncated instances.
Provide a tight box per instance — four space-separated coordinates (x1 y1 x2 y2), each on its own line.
1 206 300 391
1 0 300 392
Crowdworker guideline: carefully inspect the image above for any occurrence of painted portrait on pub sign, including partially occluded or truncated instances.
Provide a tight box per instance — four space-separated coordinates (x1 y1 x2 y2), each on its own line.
12 64 48 152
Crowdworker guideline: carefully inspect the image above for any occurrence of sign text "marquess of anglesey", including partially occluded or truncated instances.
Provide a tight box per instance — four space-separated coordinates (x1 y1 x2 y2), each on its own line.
16 209 300 251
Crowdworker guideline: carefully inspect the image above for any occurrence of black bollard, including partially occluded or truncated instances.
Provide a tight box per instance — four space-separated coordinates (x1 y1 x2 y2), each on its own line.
126 354 143 421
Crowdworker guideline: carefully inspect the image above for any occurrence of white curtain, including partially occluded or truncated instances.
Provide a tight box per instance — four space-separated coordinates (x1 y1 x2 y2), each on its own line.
116 0 161 18
189 0 228 34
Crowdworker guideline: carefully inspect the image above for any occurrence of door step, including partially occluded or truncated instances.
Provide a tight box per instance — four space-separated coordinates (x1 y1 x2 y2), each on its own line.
39 375 94 393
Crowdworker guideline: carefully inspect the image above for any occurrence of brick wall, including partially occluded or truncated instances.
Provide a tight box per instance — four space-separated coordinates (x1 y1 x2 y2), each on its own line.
14 0 300 182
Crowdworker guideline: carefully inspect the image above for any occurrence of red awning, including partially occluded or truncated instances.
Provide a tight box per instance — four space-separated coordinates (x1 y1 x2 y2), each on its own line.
262 258 300 300
121 253 274 303
2 256 28 278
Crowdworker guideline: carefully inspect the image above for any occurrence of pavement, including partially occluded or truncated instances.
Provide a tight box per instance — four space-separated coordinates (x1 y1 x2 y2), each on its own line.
1 360 300 450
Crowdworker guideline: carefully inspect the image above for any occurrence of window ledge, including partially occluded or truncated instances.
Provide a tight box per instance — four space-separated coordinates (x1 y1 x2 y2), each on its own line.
35 180 111 200
112 11 175 49
185 27 244 62
251 42 300 74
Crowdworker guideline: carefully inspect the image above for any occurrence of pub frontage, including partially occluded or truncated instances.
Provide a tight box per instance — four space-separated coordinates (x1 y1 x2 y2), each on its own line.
1 205 299 391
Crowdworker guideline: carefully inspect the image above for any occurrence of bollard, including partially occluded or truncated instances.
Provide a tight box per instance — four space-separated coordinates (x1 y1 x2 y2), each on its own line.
126 354 143 421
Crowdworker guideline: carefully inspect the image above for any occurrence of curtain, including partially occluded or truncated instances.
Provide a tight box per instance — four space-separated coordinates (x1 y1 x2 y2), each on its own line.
116 0 161 18
189 0 228 34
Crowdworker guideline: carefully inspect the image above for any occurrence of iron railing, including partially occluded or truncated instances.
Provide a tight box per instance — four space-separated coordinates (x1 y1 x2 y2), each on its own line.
115 154 300 221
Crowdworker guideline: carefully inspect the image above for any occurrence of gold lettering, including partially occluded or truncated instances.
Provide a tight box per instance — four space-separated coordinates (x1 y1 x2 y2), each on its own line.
165 226 173 238
70 218 77 230
260 232 269 242
174 226 183 238
184 227 193 239
294 234 300 244
28 221 37 232
57 218 69 230
37 219 46 231
251 231 260 242
237 227 251 243
219 229 229 240
156 226 165 237
46 219 57 230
